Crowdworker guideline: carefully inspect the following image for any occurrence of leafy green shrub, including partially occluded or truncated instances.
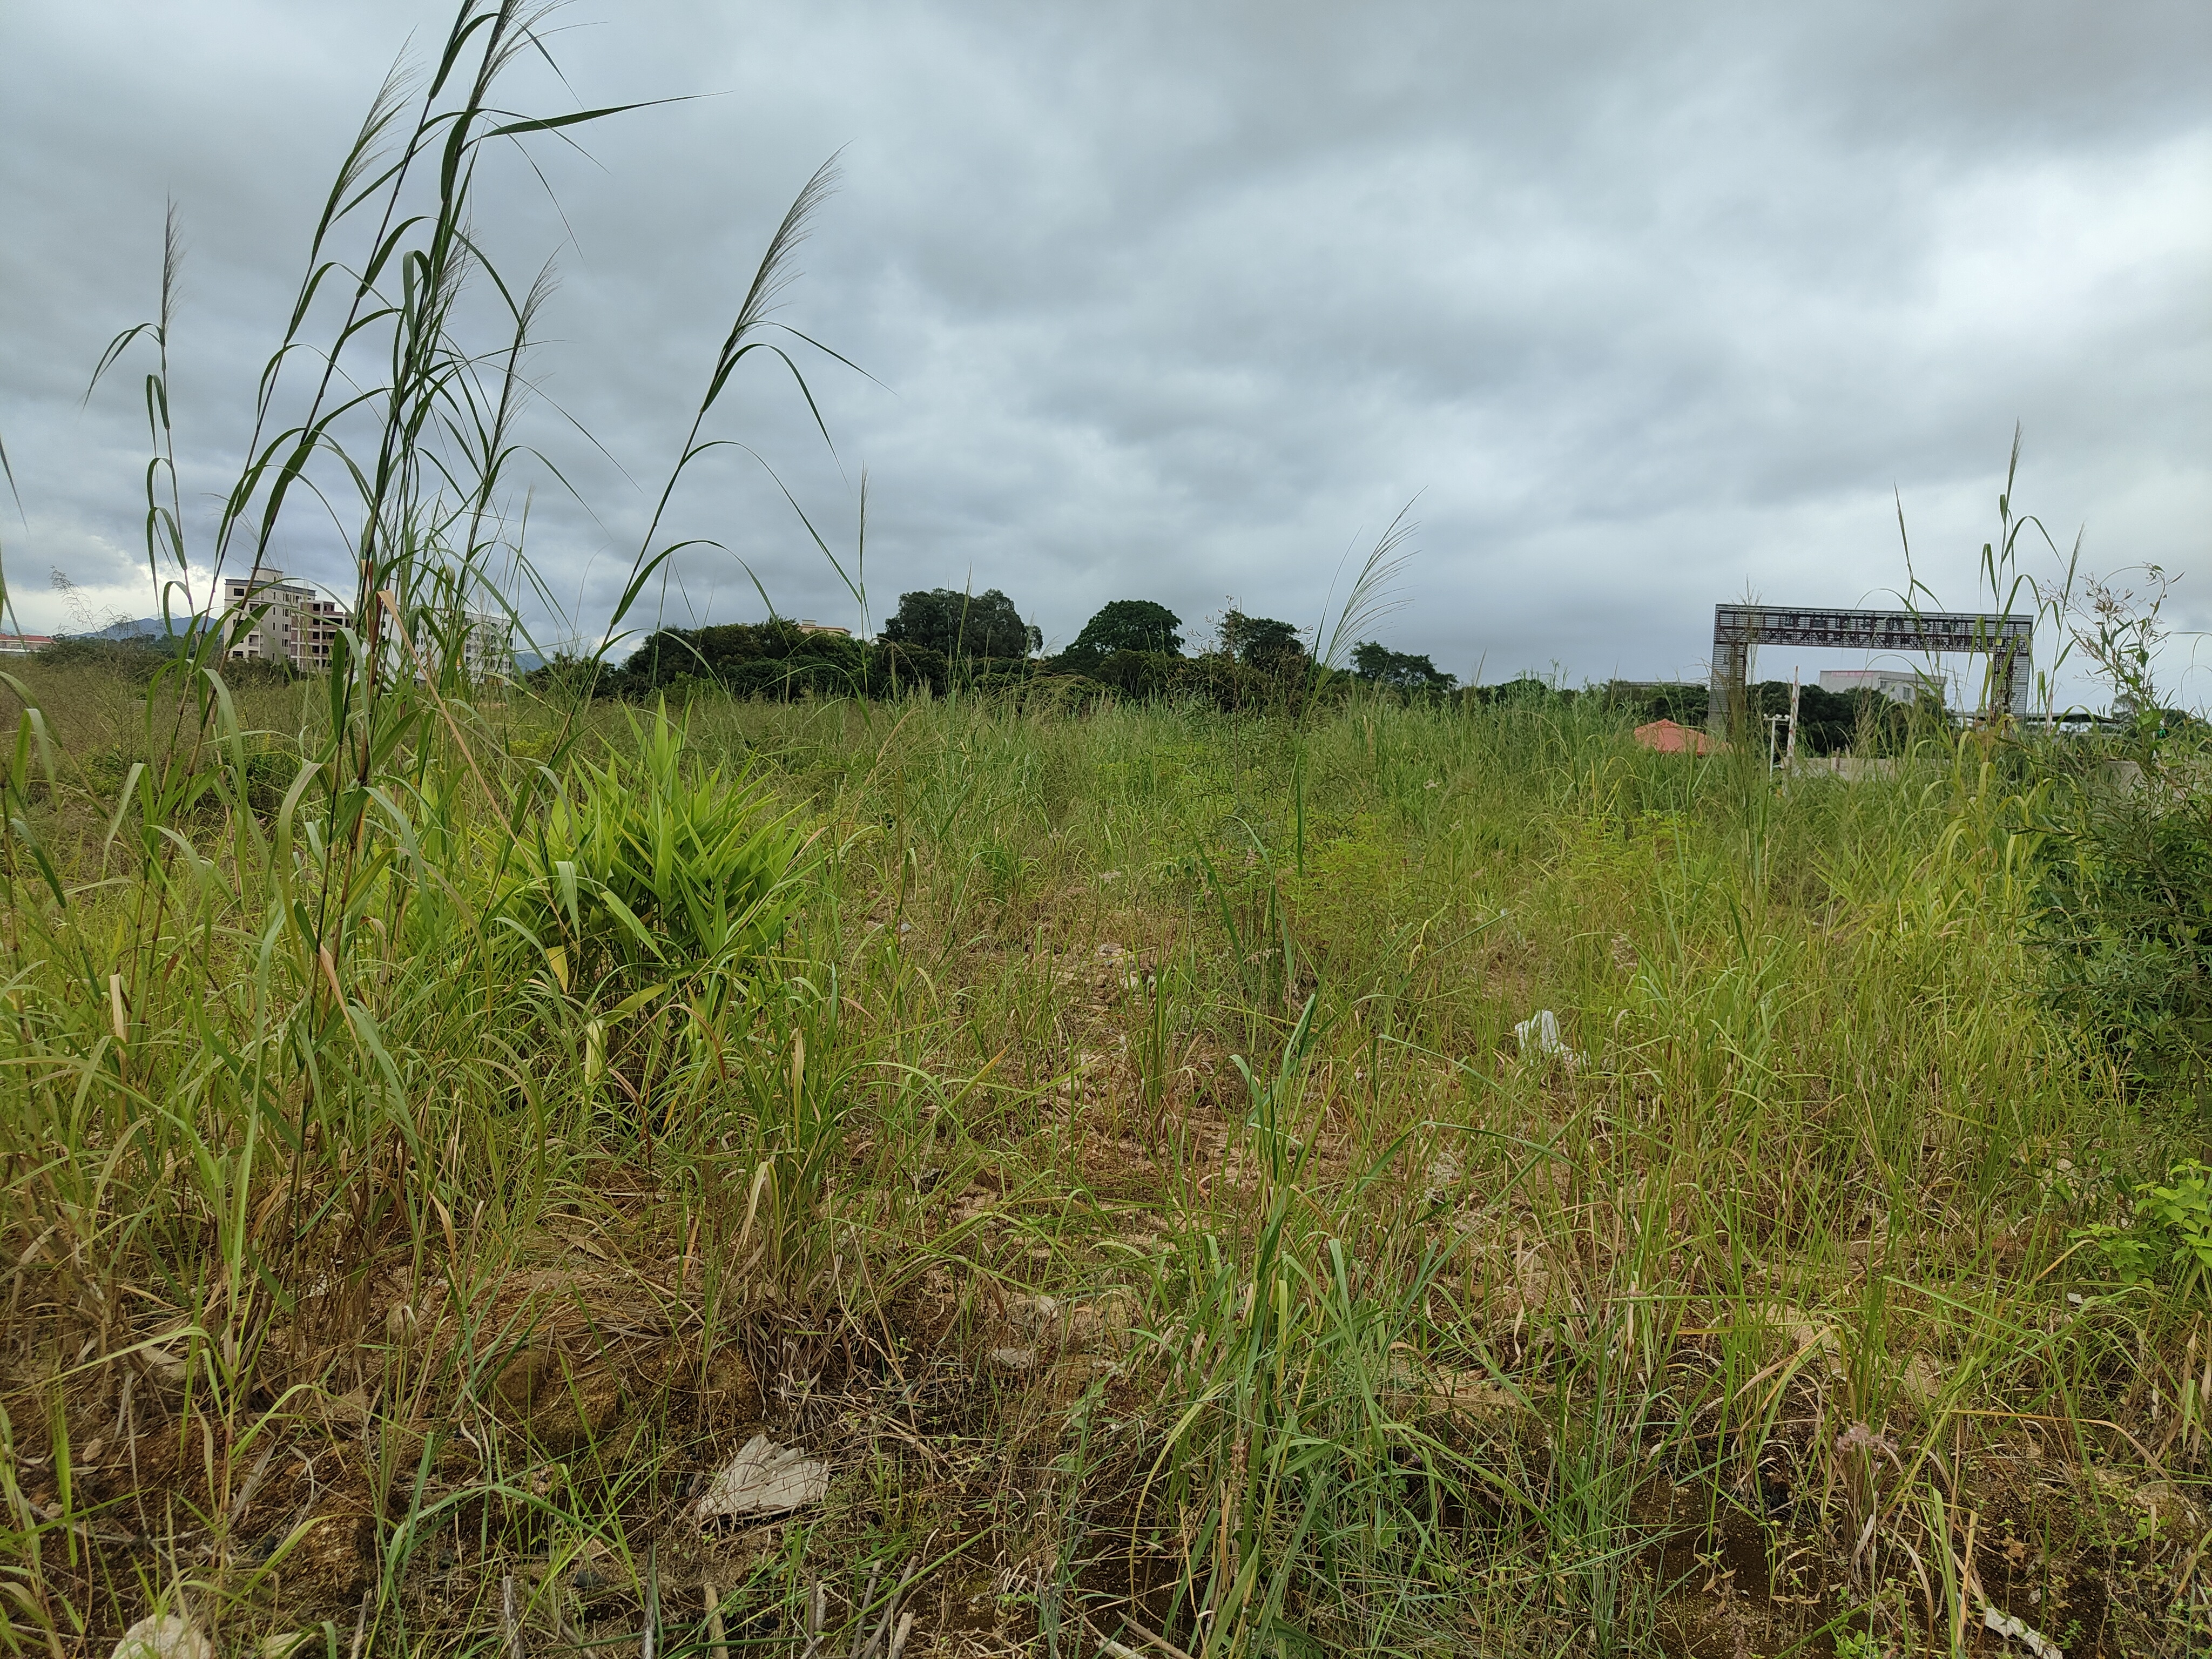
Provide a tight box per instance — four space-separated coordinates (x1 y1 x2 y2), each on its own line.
871 639 948 694
614 619 868 699
76 739 295 813
242 745 296 814
2137 1162 2212 1297
33 635 176 682
82 746 135 796
1090 647 1182 697
2076 1161 2212 1299
880 585 1039 658
2031 782 2212 1087
499 710 807 1007
1349 640 1456 692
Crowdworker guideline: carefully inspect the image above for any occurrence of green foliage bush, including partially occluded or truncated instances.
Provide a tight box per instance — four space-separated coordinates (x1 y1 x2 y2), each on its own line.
497 710 806 1007
35 633 208 683
1090 647 1183 697
2076 1160 2212 1299
2032 777 2212 1087
611 619 867 698
599 619 1060 702
1220 609 1305 673
2136 1161 2212 1296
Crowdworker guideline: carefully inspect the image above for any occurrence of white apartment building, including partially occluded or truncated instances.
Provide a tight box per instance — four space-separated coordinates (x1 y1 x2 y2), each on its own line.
401 608 514 684
221 568 348 671
1817 667 1942 705
222 569 512 682
443 611 514 683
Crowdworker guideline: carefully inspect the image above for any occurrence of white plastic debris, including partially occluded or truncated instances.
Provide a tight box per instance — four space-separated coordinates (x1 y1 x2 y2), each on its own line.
112 1617 211 1659
1982 1601 2063 1659
1513 1009 1584 1068
694 1434 831 1521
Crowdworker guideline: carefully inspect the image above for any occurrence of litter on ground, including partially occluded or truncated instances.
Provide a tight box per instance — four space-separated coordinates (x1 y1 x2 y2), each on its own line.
1513 1008 1585 1068
694 1434 832 1520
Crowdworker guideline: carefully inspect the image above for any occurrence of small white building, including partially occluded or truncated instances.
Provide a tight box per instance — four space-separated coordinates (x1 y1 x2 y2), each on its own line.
1818 668 1938 705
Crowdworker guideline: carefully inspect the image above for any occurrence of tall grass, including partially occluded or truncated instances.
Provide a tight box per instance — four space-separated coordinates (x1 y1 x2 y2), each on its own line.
4 5 2210 1656
7 656 2206 1654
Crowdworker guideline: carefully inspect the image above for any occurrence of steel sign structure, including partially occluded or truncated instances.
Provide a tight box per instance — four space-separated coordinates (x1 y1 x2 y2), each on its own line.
1707 604 2032 733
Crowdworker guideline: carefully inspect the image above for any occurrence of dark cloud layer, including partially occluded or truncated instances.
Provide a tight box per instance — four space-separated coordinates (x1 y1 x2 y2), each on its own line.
3 2 2207 699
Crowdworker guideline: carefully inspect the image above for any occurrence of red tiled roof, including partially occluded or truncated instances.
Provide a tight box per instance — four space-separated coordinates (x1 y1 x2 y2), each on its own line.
1634 718 1720 755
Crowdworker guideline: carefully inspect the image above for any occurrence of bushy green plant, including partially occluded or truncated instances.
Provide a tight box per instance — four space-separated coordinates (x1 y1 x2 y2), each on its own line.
1349 640 1456 692
1090 647 1183 697
2029 781 2212 1087
2074 1161 2212 1298
615 619 869 699
1219 609 1306 673
500 708 807 1007
881 586 1038 659
2137 1161 2212 1296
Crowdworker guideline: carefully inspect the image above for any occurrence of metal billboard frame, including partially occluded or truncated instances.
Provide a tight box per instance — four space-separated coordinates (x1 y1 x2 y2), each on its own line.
1707 604 2032 735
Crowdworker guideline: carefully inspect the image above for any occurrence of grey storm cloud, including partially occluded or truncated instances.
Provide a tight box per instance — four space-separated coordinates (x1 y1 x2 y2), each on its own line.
2 1 2207 699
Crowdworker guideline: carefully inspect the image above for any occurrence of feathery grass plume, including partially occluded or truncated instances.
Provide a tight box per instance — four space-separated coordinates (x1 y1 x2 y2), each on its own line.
1313 500 1419 677
612 153 853 693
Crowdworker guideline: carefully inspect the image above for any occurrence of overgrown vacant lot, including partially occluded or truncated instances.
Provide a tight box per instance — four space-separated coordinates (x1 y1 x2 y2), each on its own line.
4 670 2207 1657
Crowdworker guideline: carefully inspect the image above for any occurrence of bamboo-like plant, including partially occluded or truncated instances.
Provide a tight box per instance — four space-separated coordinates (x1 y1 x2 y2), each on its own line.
498 706 808 1009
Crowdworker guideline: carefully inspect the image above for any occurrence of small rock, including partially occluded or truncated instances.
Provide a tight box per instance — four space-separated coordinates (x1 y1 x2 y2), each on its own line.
1897 1351 1943 1407
112 1616 211 1659
1429 1370 1524 1418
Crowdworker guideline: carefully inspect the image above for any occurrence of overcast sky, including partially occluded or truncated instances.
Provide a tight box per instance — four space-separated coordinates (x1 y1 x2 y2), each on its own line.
3 1 2207 704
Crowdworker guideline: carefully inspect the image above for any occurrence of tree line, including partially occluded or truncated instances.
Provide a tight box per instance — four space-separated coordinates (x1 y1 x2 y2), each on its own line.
558 588 1469 711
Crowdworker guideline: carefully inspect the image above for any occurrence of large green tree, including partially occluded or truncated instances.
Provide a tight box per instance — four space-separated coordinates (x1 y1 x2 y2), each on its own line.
1351 641 1457 692
880 588 1040 659
1060 599 1183 670
1220 610 1306 673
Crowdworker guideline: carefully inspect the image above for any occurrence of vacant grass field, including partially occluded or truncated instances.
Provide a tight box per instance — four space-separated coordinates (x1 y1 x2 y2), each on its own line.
8 8 2207 1652
3 657 2207 1659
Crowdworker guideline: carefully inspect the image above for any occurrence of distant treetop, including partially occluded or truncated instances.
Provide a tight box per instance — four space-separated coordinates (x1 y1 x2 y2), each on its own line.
880 588 1040 659
1220 610 1306 673
1351 641 1457 692
1060 598 1183 669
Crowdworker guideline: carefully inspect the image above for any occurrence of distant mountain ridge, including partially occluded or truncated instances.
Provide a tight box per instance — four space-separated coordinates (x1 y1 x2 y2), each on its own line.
84 616 206 641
